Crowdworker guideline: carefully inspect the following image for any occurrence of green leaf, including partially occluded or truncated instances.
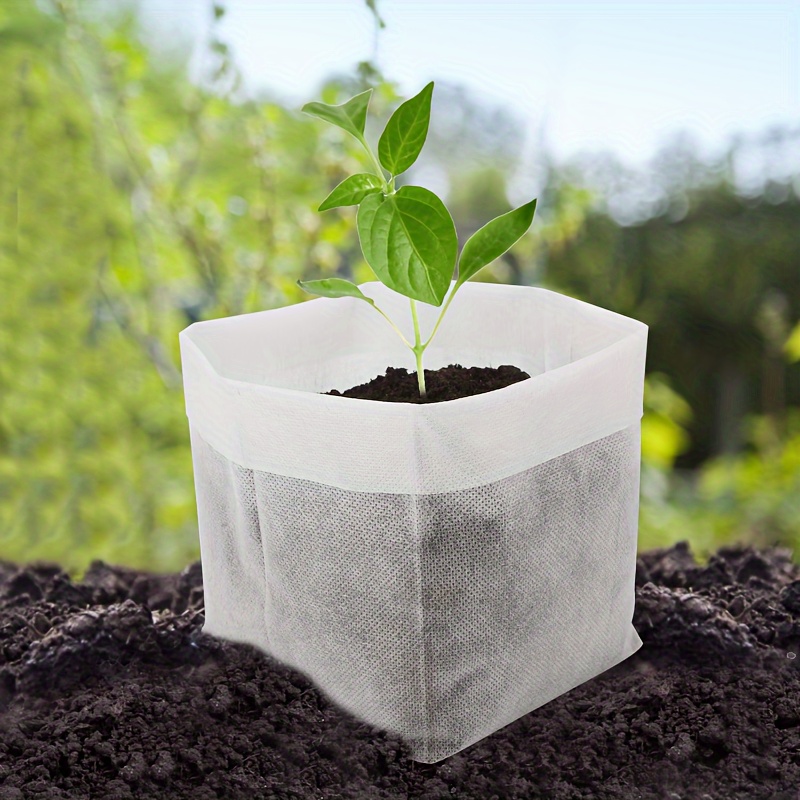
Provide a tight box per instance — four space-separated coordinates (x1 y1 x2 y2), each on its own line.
319 173 384 211
297 278 375 304
378 82 434 177
457 199 537 286
301 89 372 140
357 185 457 306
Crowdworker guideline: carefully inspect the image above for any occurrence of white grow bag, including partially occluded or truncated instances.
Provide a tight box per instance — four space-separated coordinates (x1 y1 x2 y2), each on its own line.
180 282 648 763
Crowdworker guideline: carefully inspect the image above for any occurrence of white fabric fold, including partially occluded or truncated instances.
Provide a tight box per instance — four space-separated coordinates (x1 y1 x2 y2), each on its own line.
180 282 647 494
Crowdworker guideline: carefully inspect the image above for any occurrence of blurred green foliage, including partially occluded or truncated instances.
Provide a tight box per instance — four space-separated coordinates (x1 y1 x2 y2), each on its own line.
640 416 800 555
0 1 376 571
546 185 800 466
787 322 800 363
0 1 798 571
540 138 800 554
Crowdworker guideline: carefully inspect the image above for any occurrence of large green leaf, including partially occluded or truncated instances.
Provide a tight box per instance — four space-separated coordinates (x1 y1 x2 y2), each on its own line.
378 82 434 177
301 89 372 139
297 278 375 304
318 173 384 211
457 199 537 286
357 185 457 306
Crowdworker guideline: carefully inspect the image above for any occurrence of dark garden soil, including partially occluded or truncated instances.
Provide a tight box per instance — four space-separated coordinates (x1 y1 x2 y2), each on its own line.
325 364 530 403
1 544 800 800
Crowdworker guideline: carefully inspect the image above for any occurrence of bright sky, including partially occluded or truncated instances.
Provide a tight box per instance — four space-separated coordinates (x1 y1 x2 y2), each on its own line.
141 0 800 166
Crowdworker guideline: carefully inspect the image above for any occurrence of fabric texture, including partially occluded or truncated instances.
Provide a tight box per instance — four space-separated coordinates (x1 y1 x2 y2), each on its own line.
181 283 648 762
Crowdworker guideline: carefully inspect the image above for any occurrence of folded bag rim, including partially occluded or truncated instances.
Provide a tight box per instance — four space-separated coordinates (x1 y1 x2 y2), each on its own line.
180 282 648 494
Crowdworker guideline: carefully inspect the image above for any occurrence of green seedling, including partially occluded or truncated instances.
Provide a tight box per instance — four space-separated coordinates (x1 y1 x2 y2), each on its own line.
299 82 537 398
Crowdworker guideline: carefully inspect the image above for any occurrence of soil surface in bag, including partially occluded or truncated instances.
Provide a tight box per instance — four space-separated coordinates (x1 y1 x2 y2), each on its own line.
325 363 530 403
1 543 799 799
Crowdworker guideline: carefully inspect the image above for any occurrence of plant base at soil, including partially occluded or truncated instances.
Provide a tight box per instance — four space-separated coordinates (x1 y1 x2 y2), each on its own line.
325 363 530 403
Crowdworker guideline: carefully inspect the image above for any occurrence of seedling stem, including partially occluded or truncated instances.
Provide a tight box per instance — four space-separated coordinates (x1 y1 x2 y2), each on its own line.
357 134 389 191
410 299 427 398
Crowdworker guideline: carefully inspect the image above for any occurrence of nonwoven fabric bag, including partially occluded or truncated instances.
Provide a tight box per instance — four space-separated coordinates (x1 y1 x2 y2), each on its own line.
180 281 648 763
